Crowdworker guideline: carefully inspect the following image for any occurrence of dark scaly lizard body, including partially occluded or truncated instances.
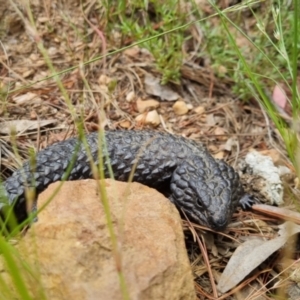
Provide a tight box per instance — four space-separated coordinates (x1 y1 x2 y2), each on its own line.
1 130 252 230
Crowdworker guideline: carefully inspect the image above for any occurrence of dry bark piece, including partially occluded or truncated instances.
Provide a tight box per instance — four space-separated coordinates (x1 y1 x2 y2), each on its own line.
1 180 196 300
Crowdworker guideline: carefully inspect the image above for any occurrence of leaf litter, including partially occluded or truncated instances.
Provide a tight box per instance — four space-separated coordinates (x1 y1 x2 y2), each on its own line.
218 222 300 293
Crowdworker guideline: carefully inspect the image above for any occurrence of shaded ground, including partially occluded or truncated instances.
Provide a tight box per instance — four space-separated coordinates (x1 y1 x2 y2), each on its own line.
0 1 298 299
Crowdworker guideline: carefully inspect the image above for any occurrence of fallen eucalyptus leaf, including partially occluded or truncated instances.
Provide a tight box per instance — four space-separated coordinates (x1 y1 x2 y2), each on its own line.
217 222 300 293
0 120 57 135
144 74 179 101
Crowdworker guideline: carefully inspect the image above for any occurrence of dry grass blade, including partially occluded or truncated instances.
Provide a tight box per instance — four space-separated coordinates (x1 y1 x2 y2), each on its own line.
252 204 300 225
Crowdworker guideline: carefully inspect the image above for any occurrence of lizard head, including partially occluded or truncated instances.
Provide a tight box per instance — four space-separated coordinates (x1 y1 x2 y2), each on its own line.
170 155 242 231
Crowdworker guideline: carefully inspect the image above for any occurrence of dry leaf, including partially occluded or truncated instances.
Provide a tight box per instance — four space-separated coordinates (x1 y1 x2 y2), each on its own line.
214 127 227 141
206 114 216 126
0 120 57 135
222 137 237 152
144 74 179 101
217 222 300 293
13 92 41 105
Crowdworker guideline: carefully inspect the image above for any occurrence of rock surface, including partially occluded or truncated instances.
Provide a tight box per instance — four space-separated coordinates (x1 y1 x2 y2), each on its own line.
243 150 284 205
3 180 195 300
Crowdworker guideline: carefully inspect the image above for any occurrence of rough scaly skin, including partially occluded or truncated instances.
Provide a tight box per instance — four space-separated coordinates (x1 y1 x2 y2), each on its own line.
1 130 247 230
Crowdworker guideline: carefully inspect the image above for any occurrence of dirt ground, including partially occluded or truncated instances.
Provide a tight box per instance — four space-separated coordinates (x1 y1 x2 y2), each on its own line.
0 1 299 299
0 1 281 172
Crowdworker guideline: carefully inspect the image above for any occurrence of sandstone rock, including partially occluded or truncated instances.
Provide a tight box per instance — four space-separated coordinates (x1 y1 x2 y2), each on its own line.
3 180 195 300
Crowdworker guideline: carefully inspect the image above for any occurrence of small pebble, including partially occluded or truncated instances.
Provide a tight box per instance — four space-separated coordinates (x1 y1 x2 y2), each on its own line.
126 91 136 102
173 100 189 115
214 127 227 141
194 106 205 114
135 110 160 127
119 120 132 128
136 98 160 113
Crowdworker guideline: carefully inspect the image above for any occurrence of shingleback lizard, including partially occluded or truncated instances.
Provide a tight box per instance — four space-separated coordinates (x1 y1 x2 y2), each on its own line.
1 130 253 230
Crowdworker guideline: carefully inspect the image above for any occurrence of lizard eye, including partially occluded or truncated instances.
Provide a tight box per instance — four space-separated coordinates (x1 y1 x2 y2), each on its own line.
196 199 203 209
